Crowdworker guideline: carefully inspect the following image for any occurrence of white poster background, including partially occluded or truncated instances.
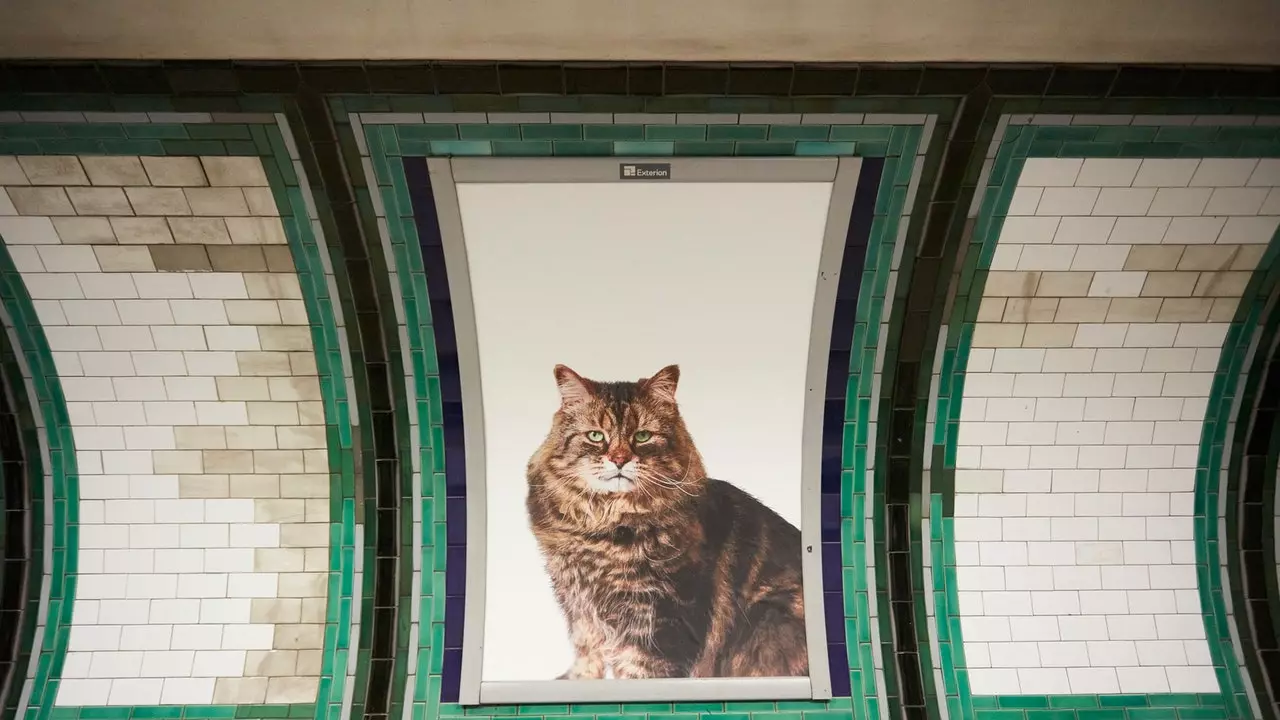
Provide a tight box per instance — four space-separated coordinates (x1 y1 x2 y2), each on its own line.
458 181 834 682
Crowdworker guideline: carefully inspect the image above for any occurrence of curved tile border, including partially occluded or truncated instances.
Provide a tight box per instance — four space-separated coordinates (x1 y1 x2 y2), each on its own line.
927 115 1280 720
0 112 361 720
341 99 940 720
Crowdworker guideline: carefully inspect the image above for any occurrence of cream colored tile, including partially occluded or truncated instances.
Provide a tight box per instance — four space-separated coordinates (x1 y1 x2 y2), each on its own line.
19 156 88 185
226 300 283 325
226 217 288 244
153 450 203 474
1105 298 1162 323
247 401 300 426
0 157 29 185
212 677 267 704
142 157 207 187
278 300 309 325
278 573 327 598
976 297 1005 322
972 323 1025 349
304 498 327 522
273 624 324 650
1178 245 1239 272
278 426 325 450
202 157 270 187
269 377 322 401
1210 298 1241 321
265 676 319 703
1156 298 1214 323
93 246 155 272
280 523 328 548
288 352 317 376
244 187 280 216
169 217 232 244
67 187 133 216
178 474 230 498
255 547 306 572
231 473 280 498
244 650 298 677
258 327 313 352
303 451 327 473
300 598 326 623
244 273 302 300
982 271 1040 297
295 650 322 676
110 217 173 244
1054 298 1109 323
1022 323 1077 348
1231 244 1267 272
1124 245 1183 271
304 547 328 571
251 598 301 623
203 449 255 474
1088 271 1146 297
1002 298 1057 323
53 217 116 244
125 187 191 216
81 157 150 186
216 377 272 401
297 402 325 425
7 187 75 215
174 426 227 449
255 450 306 474
237 351 293 376
1035 271 1093 297
1140 272 1199 298
226 426 279 450
1193 271 1250 298
186 187 250 216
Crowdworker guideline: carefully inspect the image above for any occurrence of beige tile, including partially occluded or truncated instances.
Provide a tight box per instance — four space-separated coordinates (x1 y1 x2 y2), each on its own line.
169 217 232 244
226 300 283 326
256 547 306 572
244 650 298 677
1002 298 1057 323
231 473 281 498
1210 298 1241 321
278 572 327 598
279 300 308 325
202 157 270 187
1035 271 1093 297
289 352 318 376
226 216 288 244
93 246 155 272
255 450 306 474
66 187 133 216
186 187 250 216
304 547 328 571
1022 323 1077 348
1232 245 1267 272
258 327 313 352
237 351 293 376
262 246 295 272
203 449 255 474
245 273 303 300
174 426 227 449
1124 245 1183 271
0 157 29 185
150 245 211 272
280 523 328 548
296 650 322 676
142 157 208 187
1156 298 1214 323
216 376 271 401
1141 271 1199 298
305 498 328 522
110 217 173 244
303 452 328 473
300 598 326 623
265 676 319 704
280 474 329 499
269 377 322 401
1105 298 1163 323
1053 298 1109 323
226 426 280 450
7 187 75 215
273 624 324 650
213 677 268 704
244 187 281 216
251 597 301 623
971 323 1024 348
1193 271 1250 298
975 297 1004 322
982 271 1039 297
1178 245 1239 272
81 157 149 186
278 426 326 450
18 156 88 185
247 401 300 426
297 402 325 425
178 473 230 498
153 450 203 474
53 217 116 244
125 187 190 216
208 245 267 272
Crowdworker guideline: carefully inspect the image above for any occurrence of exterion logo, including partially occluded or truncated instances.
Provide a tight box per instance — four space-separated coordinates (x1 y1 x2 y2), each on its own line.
619 163 671 180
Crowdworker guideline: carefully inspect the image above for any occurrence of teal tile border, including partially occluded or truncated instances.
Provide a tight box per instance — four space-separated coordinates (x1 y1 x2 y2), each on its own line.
0 115 360 720
928 117 1280 720
338 99 942 720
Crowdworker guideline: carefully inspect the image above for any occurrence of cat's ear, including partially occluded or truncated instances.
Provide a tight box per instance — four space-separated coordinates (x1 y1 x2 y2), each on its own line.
553 365 594 405
643 365 680 403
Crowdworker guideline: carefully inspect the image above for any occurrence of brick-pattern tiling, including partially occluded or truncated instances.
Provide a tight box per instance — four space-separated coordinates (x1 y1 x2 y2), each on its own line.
0 155 329 706
953 157 1280 696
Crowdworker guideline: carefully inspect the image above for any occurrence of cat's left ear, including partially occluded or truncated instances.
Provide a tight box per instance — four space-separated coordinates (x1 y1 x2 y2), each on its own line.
643 365 680 403
554 365 594 405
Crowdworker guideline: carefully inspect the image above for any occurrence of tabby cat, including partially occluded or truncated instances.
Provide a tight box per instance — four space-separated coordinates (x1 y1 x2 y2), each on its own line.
526 364 808 679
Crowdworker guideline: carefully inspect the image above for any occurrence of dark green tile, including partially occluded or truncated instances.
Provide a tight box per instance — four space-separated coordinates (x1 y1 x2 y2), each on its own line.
458 124 522 141
521 124 582 141
672 141 735 156
584 124 645 141
645 125 706 141
399 125 461 141
706 125 769 141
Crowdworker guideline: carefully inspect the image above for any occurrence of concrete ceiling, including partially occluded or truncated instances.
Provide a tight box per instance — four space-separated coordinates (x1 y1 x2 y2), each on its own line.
0 0 1277 64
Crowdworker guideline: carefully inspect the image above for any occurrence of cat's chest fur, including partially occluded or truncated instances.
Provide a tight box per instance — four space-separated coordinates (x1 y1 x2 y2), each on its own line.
545 522 696 616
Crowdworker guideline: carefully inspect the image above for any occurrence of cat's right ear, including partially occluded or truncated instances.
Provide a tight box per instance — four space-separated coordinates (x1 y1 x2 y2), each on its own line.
553 365 593 405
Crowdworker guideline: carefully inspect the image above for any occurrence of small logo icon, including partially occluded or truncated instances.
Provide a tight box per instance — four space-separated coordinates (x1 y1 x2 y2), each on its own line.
619 163 671 180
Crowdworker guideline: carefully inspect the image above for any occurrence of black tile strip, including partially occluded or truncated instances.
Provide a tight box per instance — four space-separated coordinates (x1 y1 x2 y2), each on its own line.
0 324 31 720
292 90 409 720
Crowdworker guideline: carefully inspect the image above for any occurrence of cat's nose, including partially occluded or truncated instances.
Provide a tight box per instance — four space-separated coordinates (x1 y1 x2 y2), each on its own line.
607 453 632 466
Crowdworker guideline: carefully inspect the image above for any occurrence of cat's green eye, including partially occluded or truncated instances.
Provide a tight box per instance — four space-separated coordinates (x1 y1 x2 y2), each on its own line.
633 430 653 443
585 430 606 443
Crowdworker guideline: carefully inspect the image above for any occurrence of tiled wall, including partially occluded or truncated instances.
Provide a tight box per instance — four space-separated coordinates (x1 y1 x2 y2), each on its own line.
0 154 329 706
